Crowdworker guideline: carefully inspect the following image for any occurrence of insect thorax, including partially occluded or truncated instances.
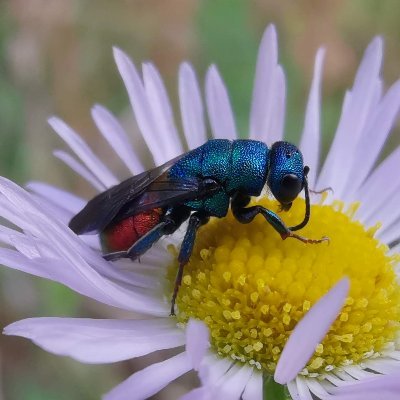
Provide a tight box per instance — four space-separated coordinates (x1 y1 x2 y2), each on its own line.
168 139 269 217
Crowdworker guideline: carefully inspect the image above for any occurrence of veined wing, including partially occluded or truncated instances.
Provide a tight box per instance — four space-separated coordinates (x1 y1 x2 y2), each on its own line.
69 156 220 234
69 155 182 234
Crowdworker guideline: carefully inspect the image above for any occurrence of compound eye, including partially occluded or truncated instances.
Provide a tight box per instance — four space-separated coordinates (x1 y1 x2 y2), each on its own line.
279 174 302 202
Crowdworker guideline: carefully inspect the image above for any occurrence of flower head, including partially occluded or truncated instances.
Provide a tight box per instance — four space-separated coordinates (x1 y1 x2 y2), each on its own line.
2 24 400 400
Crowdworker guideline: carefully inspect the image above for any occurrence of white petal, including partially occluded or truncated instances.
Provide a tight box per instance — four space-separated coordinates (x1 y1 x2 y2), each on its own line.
205 65 237 139
0 178 167 315
242 371 262 400
328 372 400 400
363 359 400 375
369 188 400 229
49 117 119 188
287 379 301 400
213 364 253 399
179 62 207 149
113 47 166 165
26 181 86 215
190 362 253 400
356 146 400 223
29 192 73 226
249 25 278 142
4 317 184 363
199 353 232 386
53 150 106 191
299 48 325 188
317 37 383 194
142 62 184 157
342 79 400 202
377 219 400 245
303 377 330 398
103 351 191 400
91 104 144 174
274 277 350 384
268 64 286 143
185 319 210 371
296 377 314 400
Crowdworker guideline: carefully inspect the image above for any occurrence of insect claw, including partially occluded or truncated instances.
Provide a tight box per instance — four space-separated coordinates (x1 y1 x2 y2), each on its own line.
103 251 127 261
321 235 330 244
309 186 334 195
288 232 330 245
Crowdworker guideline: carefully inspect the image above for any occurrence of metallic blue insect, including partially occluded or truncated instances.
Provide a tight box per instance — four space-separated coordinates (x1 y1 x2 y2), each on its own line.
69 139 327 314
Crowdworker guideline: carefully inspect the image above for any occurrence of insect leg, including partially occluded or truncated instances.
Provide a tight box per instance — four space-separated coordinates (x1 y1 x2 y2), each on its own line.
171 212 209 316
104 207 191 261
103 220 170 261
232 193 328 245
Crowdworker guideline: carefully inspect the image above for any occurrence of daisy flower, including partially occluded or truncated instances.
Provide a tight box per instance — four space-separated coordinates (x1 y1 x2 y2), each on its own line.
2 24 400 400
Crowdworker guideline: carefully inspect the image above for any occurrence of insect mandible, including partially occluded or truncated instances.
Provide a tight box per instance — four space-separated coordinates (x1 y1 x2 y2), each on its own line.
69 139 328 315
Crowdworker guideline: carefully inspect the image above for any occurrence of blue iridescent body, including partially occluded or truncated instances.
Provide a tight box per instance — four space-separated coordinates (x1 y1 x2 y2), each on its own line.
168 139 272 217
69 139 326 315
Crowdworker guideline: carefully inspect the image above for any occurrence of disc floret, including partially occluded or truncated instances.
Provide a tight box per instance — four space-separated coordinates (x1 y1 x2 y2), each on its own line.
168 198 400 375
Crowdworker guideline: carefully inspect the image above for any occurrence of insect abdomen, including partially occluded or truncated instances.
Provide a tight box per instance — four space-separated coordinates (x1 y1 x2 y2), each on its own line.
101 208 163 252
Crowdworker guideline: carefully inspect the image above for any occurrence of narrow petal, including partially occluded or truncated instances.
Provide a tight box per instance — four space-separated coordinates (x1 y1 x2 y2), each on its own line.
5 317 184 364
242 371 262 400
189 363 254 400
48 117 119 188
199 354 232 386
378 218 400 245
299 48 325 188
328 372 400 400
103 351 191 400
26 181 86 214
268 64 286 144
24 186 99 250
369 187 400 229
179 62 207 149
0 178 167 315
142 62 184 157
317 37 383 194
342 79 400 202
53 150 106 191
205 65 237 139
356 146 400 222
91 104 144 174
212 364 253 399
185 319 210 371
302 377 331 399
113 47 166 165
249 25 278 142
29 193 73 226
274 277 350 384
296 377 314 400
287 379 302 400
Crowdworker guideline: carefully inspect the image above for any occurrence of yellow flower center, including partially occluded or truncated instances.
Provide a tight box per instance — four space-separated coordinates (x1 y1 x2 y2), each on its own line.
168 197 400 376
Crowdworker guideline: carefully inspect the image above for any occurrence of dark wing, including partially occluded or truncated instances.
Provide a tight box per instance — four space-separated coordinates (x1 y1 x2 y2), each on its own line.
110 175 221 224
69 157 221 234
69 156 182 234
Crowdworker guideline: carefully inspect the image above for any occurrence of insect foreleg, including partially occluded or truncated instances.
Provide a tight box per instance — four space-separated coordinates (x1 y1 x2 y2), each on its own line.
232 193 328 245
170 212 209 316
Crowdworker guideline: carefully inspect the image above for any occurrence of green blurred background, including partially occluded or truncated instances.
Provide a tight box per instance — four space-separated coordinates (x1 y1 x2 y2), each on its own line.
1 0 400 398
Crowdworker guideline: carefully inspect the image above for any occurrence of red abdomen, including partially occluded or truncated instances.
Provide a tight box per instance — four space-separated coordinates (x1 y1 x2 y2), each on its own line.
101 208 163 252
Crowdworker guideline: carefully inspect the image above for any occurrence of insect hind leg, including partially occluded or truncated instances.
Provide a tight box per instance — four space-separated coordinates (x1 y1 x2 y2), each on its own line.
103 206 191 262
103 220 170 261
171 212 209 316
